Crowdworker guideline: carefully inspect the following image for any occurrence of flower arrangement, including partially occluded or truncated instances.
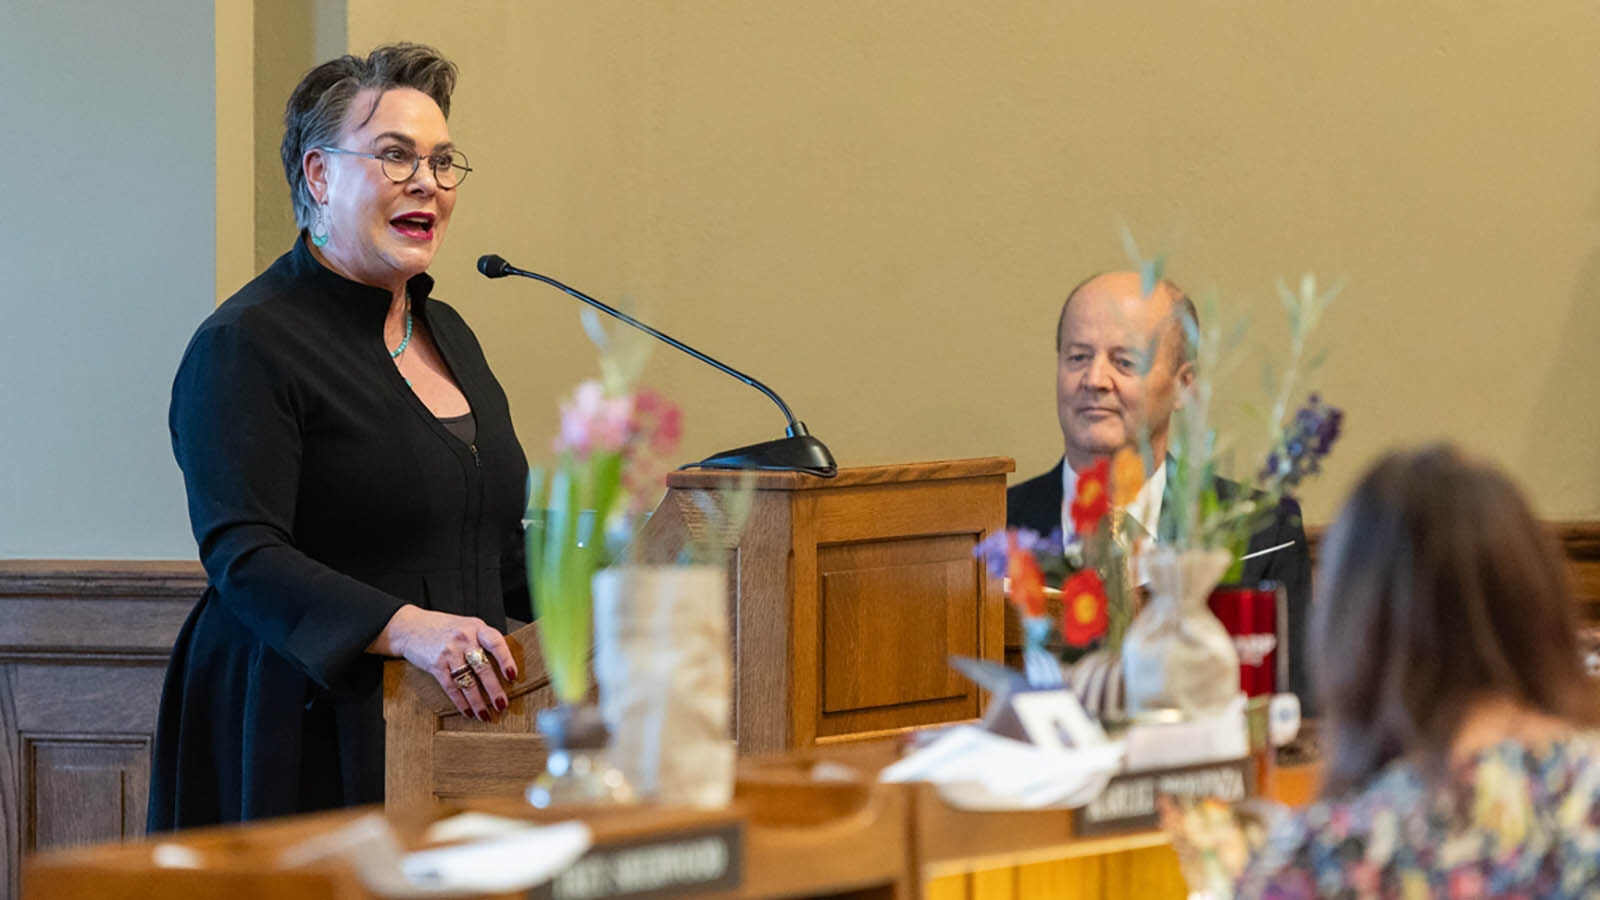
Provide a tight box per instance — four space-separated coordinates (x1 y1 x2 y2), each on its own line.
977 445 1149 657
977 258 1343 676
526 311 683 706
1165 274 1343 577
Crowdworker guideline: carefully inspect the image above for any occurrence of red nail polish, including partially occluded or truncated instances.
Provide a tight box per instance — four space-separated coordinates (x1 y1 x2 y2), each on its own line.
478 709 490 722
495 697 508 711
507 669 518 682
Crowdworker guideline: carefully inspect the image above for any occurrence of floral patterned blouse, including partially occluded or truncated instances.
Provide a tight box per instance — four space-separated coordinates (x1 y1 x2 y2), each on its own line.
1236 733 1600 899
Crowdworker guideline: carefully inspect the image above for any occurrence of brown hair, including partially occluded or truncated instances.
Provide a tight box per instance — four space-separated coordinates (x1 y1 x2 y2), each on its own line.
279 43 458 230
1312 443 1600 796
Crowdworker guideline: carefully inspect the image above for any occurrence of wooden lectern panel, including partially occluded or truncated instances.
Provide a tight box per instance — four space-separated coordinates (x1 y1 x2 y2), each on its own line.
816 538 977 728
638 457 1012 754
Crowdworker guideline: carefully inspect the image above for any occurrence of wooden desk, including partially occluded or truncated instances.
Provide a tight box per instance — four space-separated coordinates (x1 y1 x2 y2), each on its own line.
24 772 911 900
915 755 1322 900
24 748 1321 900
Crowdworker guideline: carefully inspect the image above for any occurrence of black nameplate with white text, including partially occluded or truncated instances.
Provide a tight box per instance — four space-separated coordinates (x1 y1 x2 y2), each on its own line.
530 822 743 900
1073 757 1255 837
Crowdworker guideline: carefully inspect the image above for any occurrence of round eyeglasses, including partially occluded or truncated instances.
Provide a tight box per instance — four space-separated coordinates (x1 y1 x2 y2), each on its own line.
317 145 472 189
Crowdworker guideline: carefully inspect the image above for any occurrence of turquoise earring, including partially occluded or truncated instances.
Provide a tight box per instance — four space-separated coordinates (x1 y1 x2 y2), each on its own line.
310 205 330 248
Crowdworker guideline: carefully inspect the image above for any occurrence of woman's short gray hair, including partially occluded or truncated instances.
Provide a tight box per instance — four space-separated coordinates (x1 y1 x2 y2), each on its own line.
280 43 458 230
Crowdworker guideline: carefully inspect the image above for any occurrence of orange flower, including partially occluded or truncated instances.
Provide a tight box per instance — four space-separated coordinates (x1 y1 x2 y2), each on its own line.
1006 534 1048 618
1070 457 1112 533
1060 569 1109 647
1110 446 1145 508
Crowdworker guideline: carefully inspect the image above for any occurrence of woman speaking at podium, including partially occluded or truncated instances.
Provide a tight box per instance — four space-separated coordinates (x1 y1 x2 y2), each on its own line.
149 43 530 828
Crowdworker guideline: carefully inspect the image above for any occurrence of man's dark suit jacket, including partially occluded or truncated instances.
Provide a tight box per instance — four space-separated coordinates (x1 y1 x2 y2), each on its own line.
1007 459 1315 716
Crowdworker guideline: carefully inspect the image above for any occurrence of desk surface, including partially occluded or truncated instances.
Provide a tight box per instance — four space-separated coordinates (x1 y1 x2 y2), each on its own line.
24 739 1321 900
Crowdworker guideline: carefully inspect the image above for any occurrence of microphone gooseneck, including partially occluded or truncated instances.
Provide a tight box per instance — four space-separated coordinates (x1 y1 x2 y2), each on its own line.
477 253 836 477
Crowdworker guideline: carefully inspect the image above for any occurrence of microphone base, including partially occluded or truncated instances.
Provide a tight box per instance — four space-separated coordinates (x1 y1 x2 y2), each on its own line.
693 434 838 478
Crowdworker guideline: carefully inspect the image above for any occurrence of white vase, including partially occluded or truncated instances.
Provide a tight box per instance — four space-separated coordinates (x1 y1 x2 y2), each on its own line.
1121 546 1241 719
591 565 733 807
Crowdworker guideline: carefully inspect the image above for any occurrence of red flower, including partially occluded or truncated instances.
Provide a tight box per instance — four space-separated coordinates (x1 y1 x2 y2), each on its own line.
1060 569 1109 647
1006 534 1048 618
1070 457 1112 534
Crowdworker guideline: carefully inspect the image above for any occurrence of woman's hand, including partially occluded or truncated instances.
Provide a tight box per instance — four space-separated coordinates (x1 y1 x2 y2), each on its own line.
369 605 519 721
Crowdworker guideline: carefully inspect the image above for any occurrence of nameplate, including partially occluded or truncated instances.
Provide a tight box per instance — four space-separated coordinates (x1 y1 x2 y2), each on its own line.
1072 757 1255 837
531 822 743 900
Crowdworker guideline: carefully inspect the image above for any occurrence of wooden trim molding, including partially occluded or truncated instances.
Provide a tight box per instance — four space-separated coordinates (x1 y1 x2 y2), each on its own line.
0 560 202 900
1305 521 1600 618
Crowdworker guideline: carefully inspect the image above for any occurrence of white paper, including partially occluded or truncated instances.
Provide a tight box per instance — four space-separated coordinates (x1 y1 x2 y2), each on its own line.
400 820 592 894
1123 694 1250 771
278 811 592 898
1267 693 1302 747
1010 689 1109 751
880 725 1124 810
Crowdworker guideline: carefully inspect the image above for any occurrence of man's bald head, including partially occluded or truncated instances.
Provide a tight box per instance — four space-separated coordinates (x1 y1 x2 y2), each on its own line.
1055 272 1197 368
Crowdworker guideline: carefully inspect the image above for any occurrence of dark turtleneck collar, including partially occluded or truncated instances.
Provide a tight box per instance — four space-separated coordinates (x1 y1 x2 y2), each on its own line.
282 233 437 326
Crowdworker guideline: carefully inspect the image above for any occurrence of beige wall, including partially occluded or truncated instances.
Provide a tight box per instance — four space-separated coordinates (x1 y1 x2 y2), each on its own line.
294 2 1600 524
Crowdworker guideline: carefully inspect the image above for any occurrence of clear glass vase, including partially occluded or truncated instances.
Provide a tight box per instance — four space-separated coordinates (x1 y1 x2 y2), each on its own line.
526 703 636 808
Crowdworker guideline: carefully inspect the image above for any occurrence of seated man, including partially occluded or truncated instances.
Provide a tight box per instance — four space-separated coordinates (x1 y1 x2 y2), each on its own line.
1007 272 1314 713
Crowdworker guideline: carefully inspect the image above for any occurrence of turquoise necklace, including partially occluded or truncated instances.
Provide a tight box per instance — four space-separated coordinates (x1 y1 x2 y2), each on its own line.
390 309 413 359
390 296 413 386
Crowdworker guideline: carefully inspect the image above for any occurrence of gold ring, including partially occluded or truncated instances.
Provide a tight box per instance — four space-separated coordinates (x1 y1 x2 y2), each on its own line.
451 667 476 689
465 648 488 670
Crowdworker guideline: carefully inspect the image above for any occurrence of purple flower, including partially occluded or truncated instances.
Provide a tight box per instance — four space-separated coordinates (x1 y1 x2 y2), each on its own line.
1260 395 1344 489
974 529 1011 577
1023 527 1064 559
974 526 1066 579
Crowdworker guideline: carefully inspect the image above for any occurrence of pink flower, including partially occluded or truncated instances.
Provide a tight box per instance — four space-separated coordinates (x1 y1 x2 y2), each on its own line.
554 380 634 458
630 388 683 459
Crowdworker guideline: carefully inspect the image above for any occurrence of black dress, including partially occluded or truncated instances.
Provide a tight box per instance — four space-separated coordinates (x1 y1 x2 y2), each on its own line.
148 238 531 829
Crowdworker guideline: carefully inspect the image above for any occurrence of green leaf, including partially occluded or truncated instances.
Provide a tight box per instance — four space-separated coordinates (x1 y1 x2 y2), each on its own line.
526 466 548 516
579 306 610 353
1306 347 1329 374
1142 255 1166 297
538 462 593 704
524 466 548 608
1119 223 1144 270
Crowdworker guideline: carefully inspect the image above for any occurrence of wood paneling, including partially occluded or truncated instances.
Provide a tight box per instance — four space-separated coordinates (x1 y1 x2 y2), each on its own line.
819 540 976 711
637 459 1012 754
0 560 202 900
26 739 148 849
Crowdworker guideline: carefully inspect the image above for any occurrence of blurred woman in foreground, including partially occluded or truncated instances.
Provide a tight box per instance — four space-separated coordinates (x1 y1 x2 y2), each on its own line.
1238 443 1600 897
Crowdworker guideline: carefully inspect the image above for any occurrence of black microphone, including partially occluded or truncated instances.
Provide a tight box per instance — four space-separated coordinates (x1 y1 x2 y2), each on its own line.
478 253 837 477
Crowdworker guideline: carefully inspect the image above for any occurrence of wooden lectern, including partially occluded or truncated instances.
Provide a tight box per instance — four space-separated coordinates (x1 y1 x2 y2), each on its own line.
383 623 558 814
631 457 1012 753
382 457 1012 812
